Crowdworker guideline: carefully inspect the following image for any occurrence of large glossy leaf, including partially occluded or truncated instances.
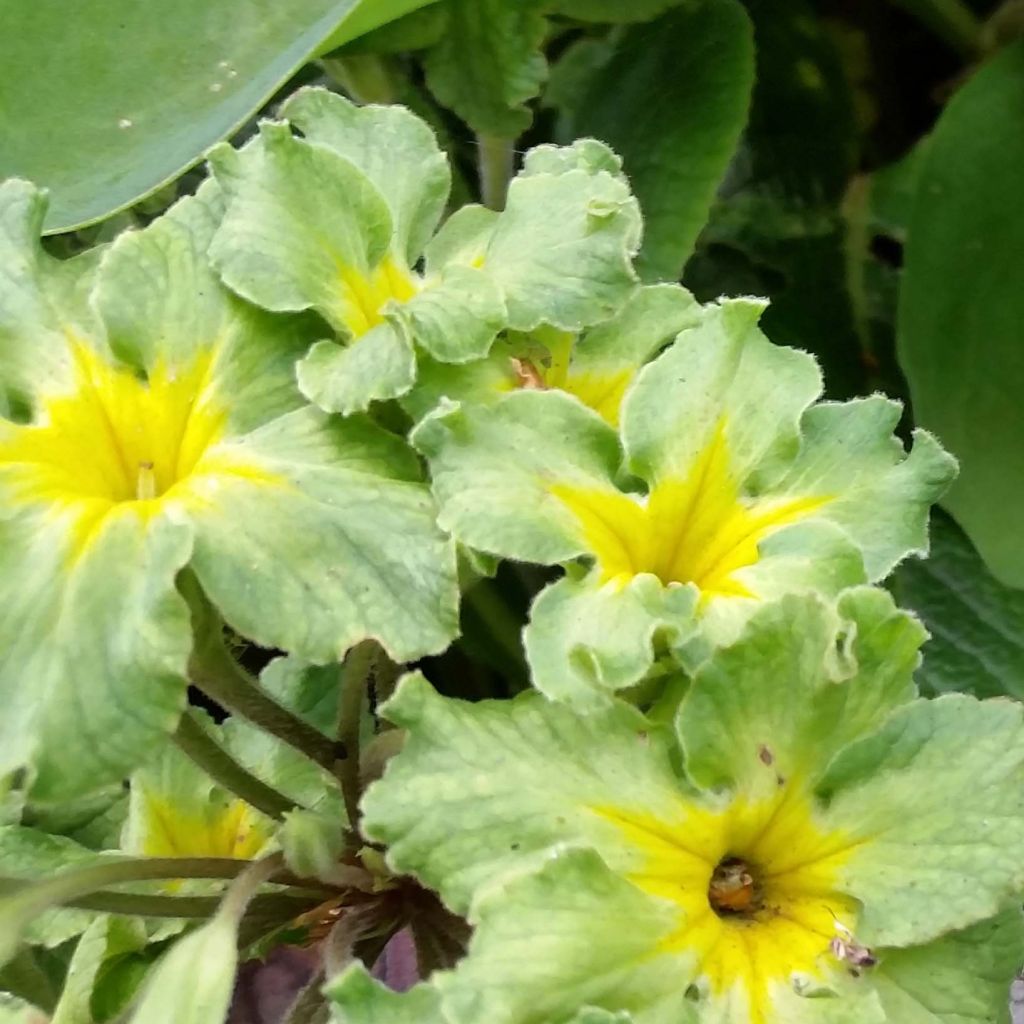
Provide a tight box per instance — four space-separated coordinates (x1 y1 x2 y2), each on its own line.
890 512 1024 700
898 41 1024 585
566 0 754 282
0 0 436 233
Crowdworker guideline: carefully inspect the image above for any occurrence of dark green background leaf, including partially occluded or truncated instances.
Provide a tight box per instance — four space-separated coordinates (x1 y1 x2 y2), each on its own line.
890 513 1024 701
0 0 435 232
898 41 1024 586
565 0 754 282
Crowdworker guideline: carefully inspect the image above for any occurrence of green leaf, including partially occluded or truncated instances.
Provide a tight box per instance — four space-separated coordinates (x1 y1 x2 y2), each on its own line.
124 915 237 1024
0 0 438 232
890 513 1024 700
362 672 690 915
422 0 548 138
897 40 1024 586
568 0 755 281
548 0 683 22
50 917 148 1024
819 694 1024 946
874 908 1024 1024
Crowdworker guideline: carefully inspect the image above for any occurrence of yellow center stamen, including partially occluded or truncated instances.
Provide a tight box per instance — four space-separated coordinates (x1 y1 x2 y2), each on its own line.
337 255 419 338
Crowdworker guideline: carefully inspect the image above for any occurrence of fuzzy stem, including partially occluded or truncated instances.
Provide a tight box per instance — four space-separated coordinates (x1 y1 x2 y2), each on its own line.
282 971 329 1024
173 710 301 821
321 54 397 104
335 641 378 834
182 574 340 771
218 852 284 925
477 134 515 210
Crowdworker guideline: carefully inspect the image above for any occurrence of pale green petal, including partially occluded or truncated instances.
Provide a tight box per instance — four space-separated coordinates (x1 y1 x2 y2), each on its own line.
412 390 623 564
362 673 690 914
568 283 700 381
523 572 697 708
621 298 821 487
424 204 499 276
768 399 957 580
819 695 1024 947
0 509 192 802
95 183 315 434
281 87 450 264
208 124 393 335
0 180 101 403
436 849 695 1024
326 966 446 1024
521 138 627 180
873 908 1024 1023
296 322 417 416
679 589 924 798
182 408 458 663
0 995 39 1023
394 265 505 364
482 154 641 332
0 826 100 949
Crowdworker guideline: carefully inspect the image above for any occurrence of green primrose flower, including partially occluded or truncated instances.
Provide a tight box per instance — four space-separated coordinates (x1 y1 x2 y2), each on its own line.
206 90 642 416
413 298 957 706
0 180 457 802
343 589 1024 1024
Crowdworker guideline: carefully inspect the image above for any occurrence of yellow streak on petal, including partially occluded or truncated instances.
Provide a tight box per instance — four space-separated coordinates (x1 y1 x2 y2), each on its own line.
563 367 634 427
337 255 419 338
550 420 830 597
139 793 271 861
592 785 860 1024
0 337 281 560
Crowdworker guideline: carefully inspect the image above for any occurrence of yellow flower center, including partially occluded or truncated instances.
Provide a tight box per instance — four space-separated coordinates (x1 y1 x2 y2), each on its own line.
0 341 225 513
337 255 419 338
138 794 270 862
596 784 860 1024
551 423 827 597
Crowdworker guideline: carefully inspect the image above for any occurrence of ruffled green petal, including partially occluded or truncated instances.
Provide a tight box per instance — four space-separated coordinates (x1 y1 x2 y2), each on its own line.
479 143 641 332
95 183 315 436
181 408 458 663
297 322 417 416
0 509 192 802
524 571 697 707
362 672 690 914
678 589 924 799
424 204 499 276
208 123 395 335
819 694 1024 946
0 181 101 405
412 389 623 564
280 88 450 265
326 967 447 1024
437 849 695 1024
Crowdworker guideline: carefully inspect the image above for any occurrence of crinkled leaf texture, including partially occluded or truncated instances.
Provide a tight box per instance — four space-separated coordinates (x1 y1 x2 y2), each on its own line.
415 297 955 704
356 589 1024 1024
0 179 457 800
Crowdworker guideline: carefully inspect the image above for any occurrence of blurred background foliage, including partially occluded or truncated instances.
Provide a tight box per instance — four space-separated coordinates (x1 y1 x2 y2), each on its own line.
2 0 1023 706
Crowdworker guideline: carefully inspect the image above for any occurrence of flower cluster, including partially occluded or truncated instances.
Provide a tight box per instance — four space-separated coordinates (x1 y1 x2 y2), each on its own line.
2 89 1021 1024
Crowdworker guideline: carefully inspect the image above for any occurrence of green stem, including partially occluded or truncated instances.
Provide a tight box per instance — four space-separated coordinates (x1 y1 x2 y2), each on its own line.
477 134 515 210
0 880 326 921
335 641 378 833
282 971 329 1024
888 0 983 56
463 578 525 668
173 710 301 821
323 906 375 980
182 574 340 771
218 852 284 925
321 54 397 104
